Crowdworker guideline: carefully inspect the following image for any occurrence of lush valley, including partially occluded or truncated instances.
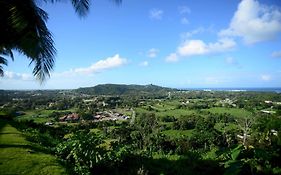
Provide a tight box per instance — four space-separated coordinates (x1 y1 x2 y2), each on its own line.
0 84 281 175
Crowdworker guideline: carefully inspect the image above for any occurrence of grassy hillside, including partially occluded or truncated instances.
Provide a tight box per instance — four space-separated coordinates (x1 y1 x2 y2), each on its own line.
0 120 67 175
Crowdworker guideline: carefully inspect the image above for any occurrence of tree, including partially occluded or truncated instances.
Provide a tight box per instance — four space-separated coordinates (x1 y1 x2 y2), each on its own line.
0 0 121 82
236 116 254 146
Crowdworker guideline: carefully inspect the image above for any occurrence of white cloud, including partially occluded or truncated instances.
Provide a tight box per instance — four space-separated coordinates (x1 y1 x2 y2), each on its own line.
165 53 179 62
178 6 191 14
140 61 149 67
149 9 163 20
57 54 127 76
180 27 207 39
271 50 281 58
147 48 159 58
219 0 281 44
166 29 236 62
261 74 271 81
74 54 127 74
177 40 207 56
181 17 189 25
177 38 236 57
4 71 33 81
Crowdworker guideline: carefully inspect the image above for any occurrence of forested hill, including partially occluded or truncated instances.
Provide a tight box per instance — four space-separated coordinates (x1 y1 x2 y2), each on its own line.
75 84 175 96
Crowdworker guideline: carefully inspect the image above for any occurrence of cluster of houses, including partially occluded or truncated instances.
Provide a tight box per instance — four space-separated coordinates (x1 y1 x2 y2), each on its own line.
58 111 130 122
93 111 130 121
264 101 281 105
59 113 80 122
260 100 281 114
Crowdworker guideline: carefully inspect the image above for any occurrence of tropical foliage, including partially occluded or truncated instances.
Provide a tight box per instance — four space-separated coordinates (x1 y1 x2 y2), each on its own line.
0 0 120 81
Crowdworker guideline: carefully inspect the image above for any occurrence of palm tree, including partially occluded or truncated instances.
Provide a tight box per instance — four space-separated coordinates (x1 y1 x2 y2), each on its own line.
0 0 121 82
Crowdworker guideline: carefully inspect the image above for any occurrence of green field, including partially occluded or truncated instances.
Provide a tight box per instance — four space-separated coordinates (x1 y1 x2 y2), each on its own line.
135 106 196 119
0 120 67 175
203 107 253 118
16 109 76 124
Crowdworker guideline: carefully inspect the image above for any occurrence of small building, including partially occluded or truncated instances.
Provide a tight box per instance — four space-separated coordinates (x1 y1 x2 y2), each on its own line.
45 122 53 126
60 113 80 122
261 110 276 114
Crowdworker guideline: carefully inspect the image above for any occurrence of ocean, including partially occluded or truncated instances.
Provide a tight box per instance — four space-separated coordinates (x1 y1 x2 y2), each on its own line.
180 88 281 93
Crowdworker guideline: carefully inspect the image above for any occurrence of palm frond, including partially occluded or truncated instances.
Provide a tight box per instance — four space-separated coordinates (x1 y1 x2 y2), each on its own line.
0 57 8 65
0 0 56 81
42 0 122 17
110 0 122 5
71 0 90 17
0 67 4 77
0 0 122 81
32 53 55 82
0 48 14 61
0 56 8 76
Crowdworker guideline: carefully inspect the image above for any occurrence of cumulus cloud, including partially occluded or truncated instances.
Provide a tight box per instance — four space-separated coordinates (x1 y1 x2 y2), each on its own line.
149 9 163 20
261 74 271 81
165 37 236 62
140 61 149 67
219 0 281 44
177 38 236 57
271 50 281 58
4 71 33 81
178 6 191 14
72 54 127 75
147 48 159 58
2 55 127 82
52 54 127 78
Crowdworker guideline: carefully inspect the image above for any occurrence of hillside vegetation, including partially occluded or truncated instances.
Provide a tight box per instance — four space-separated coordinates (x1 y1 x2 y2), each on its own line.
75 84 175 96
0 85 281 174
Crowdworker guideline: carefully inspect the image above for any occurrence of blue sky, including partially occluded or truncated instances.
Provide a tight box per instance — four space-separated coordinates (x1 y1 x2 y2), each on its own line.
1 0 281 89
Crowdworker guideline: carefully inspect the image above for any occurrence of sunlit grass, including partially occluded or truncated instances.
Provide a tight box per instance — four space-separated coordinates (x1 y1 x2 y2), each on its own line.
203 107 253 118
0 120 67 175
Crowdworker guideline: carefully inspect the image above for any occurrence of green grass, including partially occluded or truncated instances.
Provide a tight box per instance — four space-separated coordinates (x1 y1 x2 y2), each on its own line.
136 106 196 119
162 129 193 138
157 109 196 118
151 100 180 111
0 120 67 175
16 109 76 124
16 110 52 123
90 128 102 134
203 107 253 118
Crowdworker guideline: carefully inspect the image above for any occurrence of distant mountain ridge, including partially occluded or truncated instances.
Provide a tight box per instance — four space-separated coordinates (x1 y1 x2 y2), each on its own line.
75 84 175 95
